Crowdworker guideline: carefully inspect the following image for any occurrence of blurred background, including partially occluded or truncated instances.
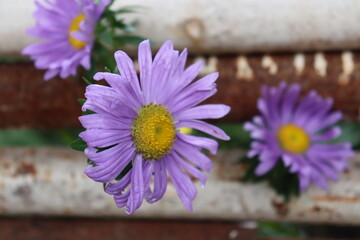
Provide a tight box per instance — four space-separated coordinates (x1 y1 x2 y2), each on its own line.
1 0 360 239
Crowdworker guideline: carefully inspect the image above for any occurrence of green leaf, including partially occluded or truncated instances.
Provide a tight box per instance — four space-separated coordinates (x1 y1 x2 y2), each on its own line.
71 138 87 152
114 35 147 46
82 76 93 85
258 222 307 238
78 99 86 106
241 156 299 201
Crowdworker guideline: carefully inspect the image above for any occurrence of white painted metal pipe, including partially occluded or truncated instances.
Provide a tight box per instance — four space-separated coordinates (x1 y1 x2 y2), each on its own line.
2 0 360 55
1 147 360 225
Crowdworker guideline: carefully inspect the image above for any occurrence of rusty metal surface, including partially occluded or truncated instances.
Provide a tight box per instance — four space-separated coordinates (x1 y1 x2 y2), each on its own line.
0 218 257 240
1 52 360 128
0 63 84 128
3 0 360 55
0 147 360 225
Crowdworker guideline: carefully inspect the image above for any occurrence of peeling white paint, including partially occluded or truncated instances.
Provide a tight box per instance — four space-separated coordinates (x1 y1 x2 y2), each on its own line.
261 55 278 75
236 56 253 81
194 56 218 76
338 51 354 85
293 53 305 75
1 147 360 225
314 52 327 77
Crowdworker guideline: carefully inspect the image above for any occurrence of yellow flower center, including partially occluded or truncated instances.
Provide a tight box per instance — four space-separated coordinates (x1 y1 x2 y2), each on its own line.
132 104 176 160
68 14 87 50
277 124 310 154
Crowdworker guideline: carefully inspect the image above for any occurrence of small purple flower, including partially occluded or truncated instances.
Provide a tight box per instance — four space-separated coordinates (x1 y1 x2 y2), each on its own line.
79 40 230 214
22 0 110 80
244 82 354 191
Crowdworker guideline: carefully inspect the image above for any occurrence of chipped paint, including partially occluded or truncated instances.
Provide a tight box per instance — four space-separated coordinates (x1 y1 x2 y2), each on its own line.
293 53 305 75
314 52 327 77
261 55 278 75
0 147 359 225
194 56 218 76
338 51 354 85
236 56 253 81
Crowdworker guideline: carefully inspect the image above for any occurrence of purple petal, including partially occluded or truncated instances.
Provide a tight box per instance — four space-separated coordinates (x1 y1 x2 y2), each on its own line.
126 155 145 214
176 120 229 140
174 104 230 121
165 154 197 211
114 50 143 102
177 133 218 155
173 139 213 172
145 159 167 204
138 39 153 104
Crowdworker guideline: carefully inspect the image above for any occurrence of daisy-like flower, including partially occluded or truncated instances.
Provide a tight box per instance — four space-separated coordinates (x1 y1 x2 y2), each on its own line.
22 0 110 80
244 82 354 191
79 40 230 214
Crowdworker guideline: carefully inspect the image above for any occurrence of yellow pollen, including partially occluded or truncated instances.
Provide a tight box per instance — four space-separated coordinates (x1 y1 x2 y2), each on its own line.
68 14 87 50
277 124 310 154
132 104 176 160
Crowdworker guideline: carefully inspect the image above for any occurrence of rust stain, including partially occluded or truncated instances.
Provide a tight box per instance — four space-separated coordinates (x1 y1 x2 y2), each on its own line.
314 196 360 203
41 169 53 183
2 161 10 169
13 162 37 177
271 199 289 216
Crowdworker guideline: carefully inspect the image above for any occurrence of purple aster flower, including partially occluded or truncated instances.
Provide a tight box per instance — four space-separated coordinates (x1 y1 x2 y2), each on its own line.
22 0 110 80
79 40 230 214
244 82 354 191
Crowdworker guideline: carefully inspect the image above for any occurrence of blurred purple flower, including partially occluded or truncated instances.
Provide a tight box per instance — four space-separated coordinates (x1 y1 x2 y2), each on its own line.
22 0 110 80
244 82 354 191
79 40 230 214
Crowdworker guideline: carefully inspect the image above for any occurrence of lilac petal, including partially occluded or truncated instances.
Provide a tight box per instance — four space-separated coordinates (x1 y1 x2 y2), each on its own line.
314 111 342 132
114 50 143 102
167 73 218 113
174 104 230 121
298 172 311 191
126 155 145 214
163 49 188 98
145 160 167 203
83 84 136 117
84 145 135 182
80 54 91 69
105 171 131 195
71 31 92 42
151 41 178 103
176 61 203 93
165 154 197 211
114 191 131 208
255 151 279 175
312 127 341 142
79 113 132 130
280 83 301 123
310 167 328 190
93 72 141 111
176 120 229 140
177 133 218 155
173 153 207 187
173 139 213 172
168 88 217 114
22 40 67 55
138 39 153 104
95 0 111 19
85 143 132 165
79 129 131 148
44 68 60 81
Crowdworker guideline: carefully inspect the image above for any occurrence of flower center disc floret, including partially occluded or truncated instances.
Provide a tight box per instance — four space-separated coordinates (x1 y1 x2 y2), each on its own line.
277 124 310 154
132 104 176 160
68 14 87 50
